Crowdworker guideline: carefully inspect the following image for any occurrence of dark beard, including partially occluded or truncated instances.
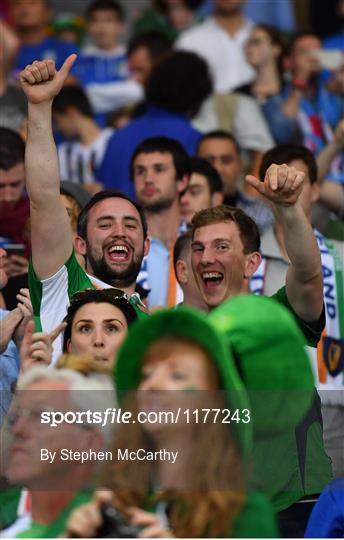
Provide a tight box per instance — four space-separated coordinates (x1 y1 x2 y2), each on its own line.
86 243 144 289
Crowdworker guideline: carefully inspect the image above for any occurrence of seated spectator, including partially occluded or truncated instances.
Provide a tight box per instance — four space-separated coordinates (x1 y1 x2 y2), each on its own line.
10 0 78 75
97 51 208 197
127 30 172 86
180 157 223 224
197 131 274 232
173 231 207 310
52 85 113 191
0 362 114 537
19 288 139 371
305 477 344 538
176 0 255 92
0 129 30 278
0 22 27 135
74 0 143 126
65 308 278 538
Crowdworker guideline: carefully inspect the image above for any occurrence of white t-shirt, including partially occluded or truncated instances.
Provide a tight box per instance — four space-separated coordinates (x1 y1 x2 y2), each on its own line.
176 17 255 93
57 128 113 184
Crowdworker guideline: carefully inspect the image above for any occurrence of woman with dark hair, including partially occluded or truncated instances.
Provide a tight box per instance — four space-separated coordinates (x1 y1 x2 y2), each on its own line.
20 288 139 373
238 24 301 144
65 308 278 538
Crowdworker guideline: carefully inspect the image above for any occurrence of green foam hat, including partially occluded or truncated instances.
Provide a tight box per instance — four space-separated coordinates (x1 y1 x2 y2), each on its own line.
115 307 252 460
209 295 315 437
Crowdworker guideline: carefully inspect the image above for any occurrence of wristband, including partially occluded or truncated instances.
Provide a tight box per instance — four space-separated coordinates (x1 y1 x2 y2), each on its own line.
291 78 309 91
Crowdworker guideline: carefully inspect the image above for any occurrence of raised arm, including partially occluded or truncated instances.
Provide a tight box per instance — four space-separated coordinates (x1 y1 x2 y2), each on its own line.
20 55 77 279
246 164 323 323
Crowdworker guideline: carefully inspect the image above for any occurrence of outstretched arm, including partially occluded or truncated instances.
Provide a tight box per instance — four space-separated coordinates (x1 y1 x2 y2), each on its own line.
246 165 323 323
20 55 77 280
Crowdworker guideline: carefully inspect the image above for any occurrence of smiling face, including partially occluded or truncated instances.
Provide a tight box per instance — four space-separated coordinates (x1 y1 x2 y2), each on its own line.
67 302 128 365
79 197 149 288
133 152 188 213
191 221 261 308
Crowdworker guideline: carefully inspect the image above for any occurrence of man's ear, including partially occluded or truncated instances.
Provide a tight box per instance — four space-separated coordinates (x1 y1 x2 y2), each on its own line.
177 174 190 194
211 192 224 207
244 251 262 279
143 237 150 257
175 260 188 285
75 236 87 256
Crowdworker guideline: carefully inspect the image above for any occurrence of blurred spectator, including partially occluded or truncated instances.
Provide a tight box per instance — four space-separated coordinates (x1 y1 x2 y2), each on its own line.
282 33 343 180
52 13 87 47
133 0 204 42
238 25 301 145
253 144 344 480
305 478 344 538
97 51 207 197
0 21 27 135
52 85 113 192
73 0 143 126
1 364 114 537
10 0 78 75
197 131 274 232
180 157 223 224
127 30 172 86
176 0 255 92
133 137 189 307
105 104 137 130
0 129 30 277
173 230 207 310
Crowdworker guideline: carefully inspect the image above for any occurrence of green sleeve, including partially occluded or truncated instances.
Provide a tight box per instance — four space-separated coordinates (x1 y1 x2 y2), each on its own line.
0 487 21 531
271 287 325 348
232 491 280 538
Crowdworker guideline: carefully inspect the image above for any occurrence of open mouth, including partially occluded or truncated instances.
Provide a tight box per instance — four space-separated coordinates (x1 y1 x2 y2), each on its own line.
106 244 131 263
201 271 224 290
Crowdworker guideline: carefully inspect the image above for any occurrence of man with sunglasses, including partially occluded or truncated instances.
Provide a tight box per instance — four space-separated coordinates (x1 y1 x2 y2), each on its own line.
19 55 150 364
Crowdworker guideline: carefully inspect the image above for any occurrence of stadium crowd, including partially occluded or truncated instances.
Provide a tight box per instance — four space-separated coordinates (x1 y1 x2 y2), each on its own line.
0 0 343 538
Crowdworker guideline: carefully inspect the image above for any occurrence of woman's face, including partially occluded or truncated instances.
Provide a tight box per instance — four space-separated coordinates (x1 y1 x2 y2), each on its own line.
245 28 275 68
67 302 128 365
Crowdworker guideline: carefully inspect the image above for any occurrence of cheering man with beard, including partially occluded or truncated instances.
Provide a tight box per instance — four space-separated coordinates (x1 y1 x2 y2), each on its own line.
19 55 150 363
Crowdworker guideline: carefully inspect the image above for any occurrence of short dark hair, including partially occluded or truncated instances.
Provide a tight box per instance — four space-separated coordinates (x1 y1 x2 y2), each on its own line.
197 130 241 156
62 289 137 352
259 144 318 184
189 157 223 195
191 205 261 254
287 32 321 56
173 230 192 271
86 0 124 21
146 51 212 117
127 31 172 61
130 137 191 181
52 85 93 118
0 128 25 170
77 190 148 239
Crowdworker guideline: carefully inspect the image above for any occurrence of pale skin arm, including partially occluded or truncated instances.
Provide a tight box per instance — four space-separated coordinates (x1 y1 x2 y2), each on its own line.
246 164 323 323
20 55 77 279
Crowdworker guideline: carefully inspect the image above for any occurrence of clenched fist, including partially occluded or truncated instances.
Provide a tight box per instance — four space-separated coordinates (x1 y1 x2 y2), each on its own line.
20 54 77 104
246 163 305 206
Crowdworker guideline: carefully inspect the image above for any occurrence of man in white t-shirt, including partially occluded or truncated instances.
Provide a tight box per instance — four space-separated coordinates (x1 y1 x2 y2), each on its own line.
176 0 255 92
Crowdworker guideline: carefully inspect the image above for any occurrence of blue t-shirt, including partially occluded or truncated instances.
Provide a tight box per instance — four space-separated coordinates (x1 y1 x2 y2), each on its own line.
96 106 201 198
15 36 78 74
305 478 344 538
0 310 20 427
